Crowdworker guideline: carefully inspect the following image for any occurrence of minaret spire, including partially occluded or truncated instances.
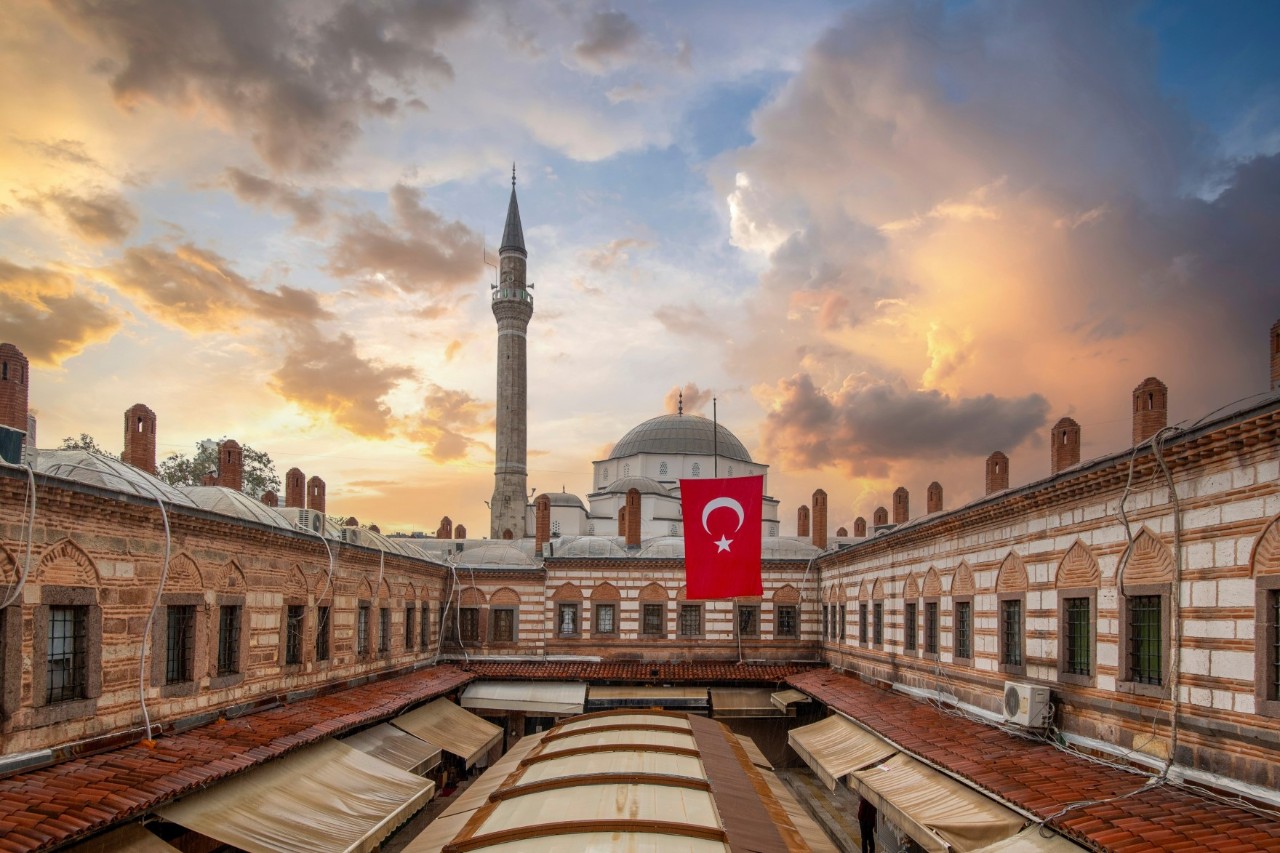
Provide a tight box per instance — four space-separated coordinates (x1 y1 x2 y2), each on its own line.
678 390 683 416
500 165 526 257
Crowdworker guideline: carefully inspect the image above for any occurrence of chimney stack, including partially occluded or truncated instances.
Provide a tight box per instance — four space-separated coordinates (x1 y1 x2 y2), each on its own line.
0 344 30 446
285 468 306 508
216 439 243 492
927 481 943 514
1132 377 1168 445
307 475 326 514
985 452 1009 495
261 490 278 507
1051 417 1081 474
455 523 467 539
853 516 867 537
873 506 888 528
122 404 157 473
812 489 827 549
625 488 642 548
892 487 909 524
437 516 453 539
617 505 627 537
534 494 551 556
797 505 810 538
836 526 848 537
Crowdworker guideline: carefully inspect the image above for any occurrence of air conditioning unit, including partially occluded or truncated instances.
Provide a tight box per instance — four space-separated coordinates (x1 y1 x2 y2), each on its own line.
1003 682 1051 728
295 508 323 534
340 526 361 545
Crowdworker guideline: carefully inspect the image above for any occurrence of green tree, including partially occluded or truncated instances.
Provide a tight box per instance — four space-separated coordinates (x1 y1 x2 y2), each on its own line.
157 439 281 498
58 433 117 458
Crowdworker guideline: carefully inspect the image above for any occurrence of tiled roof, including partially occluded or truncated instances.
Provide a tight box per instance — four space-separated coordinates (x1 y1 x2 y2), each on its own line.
463 660 819 682
787 669 1280 853
0 665 473 852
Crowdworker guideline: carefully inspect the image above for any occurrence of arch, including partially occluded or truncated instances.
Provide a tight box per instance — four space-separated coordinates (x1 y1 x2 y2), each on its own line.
952 562 975 596
404 581 419 602
836 584 848 603
1251 513 1280 576
676 585 689 602
218 560 248 594
0 543 16 586
378 578 392 601
871 578 885 600
551 582 583 601
995 552 1028 593
638 582 668 601
490 587 520 606
773 584 800 605
591 582 621 601
821 584 834 603
902 573 921 600
1056 540 1101 588
460 586 487 606
502 529 513 540
163 553 203 592
858 580 871 601
1120 527 1174 590
922 567 943 598
285 564 310 599
37 538 99 587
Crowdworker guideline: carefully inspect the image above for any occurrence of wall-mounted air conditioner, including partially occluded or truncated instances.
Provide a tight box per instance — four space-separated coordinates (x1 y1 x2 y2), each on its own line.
1003 681 1051 729
295 508 323 534
340 526 361 545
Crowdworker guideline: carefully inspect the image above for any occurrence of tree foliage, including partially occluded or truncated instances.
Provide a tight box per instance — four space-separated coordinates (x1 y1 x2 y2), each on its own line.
58 433 117 458
157 439 281 498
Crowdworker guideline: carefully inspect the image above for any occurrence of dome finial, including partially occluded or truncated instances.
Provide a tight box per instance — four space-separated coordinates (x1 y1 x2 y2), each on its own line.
678 390 683 416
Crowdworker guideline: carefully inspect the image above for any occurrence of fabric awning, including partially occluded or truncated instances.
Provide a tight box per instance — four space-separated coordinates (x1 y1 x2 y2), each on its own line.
341 723 441 775
735 734 773 769
771 688 812 712
64 824 180 852
972 826 1085 852
759 768 839 853
849 753 1025 853
586 685 709 708
460 681 586 715
392 698 504 768
711 687 787 717
788 714 896 790
155 739 433 853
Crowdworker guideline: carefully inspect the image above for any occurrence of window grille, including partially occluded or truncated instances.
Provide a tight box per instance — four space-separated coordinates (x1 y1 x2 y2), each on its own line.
47 605 86 703
925 602 939 655
839 604 846 640
420 605 430 650
1000 600 1022 666
405 607 415 650
379 608 390 653
1128 595 1162 685
873 602 883 645
777 605 798 638
557 603 577 636
460 607 480 642
595 603 616 633
678 604 702 636
738 605 759 636
642 603 664 635
859 602 868 645
1064 597 1092 675
315 606 330 661
493 608 516 642
285 605 304 665
954 601 971 659
904 602 917 651
357 605 370 655
218 605 241 675
1272 591 1280 700
165 605 195 684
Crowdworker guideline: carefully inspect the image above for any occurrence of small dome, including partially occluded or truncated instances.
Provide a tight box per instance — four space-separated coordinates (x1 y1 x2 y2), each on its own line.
545 491 586 508
637 536 685 558
608 414 752 463
181 486 292 530
36 450 197 507
601 476 670 497
454 543 533 568
556 536 627 558
762 538 821 559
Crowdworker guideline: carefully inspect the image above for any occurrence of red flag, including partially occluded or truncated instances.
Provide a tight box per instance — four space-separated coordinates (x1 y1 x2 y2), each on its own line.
681 475 764 599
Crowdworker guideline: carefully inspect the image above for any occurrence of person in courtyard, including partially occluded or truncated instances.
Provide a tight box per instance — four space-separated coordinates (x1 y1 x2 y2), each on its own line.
858 796 877 853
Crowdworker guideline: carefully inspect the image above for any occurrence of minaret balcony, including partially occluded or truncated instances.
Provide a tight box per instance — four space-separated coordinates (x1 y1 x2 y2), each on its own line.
492 288 533 305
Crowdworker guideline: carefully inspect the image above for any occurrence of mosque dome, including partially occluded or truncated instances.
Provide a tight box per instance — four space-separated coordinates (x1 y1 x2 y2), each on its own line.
36 450 197 507
637 536 685 559
607 414 752 463
556 536 627 558
600 476 670 496
545 491 586 508
454 543 534 569
181 486 292 530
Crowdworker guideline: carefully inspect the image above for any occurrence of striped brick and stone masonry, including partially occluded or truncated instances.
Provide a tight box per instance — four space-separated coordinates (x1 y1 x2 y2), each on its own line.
1050 417 1081 474
854 517 867 537
986 451 1009 495
216 439 243 492
927 481 943 514
797 505 810 538
285 467 306 508
307 476 326 514
1132 377 1168 445
811 489 827 550
0 343 29 432
892 487 909 524
121 404 157 474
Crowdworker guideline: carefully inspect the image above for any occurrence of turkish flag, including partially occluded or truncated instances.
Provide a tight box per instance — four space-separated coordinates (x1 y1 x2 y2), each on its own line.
681 475 764 599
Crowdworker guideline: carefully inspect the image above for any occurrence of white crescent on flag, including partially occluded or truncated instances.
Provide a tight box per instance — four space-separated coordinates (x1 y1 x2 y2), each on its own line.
701 497 745 533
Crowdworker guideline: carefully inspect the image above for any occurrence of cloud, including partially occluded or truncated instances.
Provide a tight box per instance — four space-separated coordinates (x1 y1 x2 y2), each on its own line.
223 168 324 227
571 11 642 74
583 237 649 271
654 303 718 339
102 243 331 332
50 0 475 172
664 383 714 417
24 188 138 243
327 183 481 296
0 262 122 365
759 373 1049 478
270 329 415 438
402 383 493 462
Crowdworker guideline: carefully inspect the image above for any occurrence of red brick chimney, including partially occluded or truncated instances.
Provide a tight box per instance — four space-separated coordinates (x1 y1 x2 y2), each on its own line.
455 523 467 539
122 403 157 473
892 487 909 524
307 475 326 514
261 490 278 507
285 468 306 509
437 516 453 539
1272 319 1280 391
1132 377 1168 445
797 505 810 538
812 489 827 549
216 439 243 492
836 526 848 537
369 524 381 534
986 452 1009 495
873 506 888 527
617 505 627 537
201 472 217 486
853 517 867 537
1051 417 1081 474
534 494 551 556
625 488 641 548
344 516 359 527
926 481 943 514
0 343 29 432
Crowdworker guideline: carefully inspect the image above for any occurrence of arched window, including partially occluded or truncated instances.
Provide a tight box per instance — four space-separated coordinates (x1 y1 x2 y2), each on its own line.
692 463 701 477
659 461 668 476
551 520 561 535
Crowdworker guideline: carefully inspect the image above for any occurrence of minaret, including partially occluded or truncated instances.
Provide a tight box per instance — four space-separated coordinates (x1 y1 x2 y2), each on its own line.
490 165 533 539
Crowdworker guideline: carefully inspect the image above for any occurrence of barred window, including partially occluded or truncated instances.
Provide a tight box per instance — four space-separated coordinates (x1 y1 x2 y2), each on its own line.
679 604 702 637
904 602 917 651
557 603 578 637
47 606 87 703
1064 597 1092 676
925 602 939 655
405 606 415 650
642 603 664 636
378 607 391 653
493 608 516 642
315 606 331 662
419 604 431 650
357 604 370 655
873 602 883 645
165 605 195 684
954 601 972 659
859 602 869 645
821 605 828 640
777 605 798 638
737 605 759 637
285 605 304 665
839 604 847 641
218 605 241 675
595 603 616 634
460 607 480 642
1128 595 1162 685
1000 599 1022 666
1271 591 1280 702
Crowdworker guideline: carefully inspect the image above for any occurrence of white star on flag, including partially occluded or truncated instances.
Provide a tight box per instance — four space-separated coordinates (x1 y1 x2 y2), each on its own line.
715 536 733 552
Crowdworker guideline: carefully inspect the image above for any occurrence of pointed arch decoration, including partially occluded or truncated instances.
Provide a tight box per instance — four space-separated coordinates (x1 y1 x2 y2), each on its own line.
378 578 392 601
858 580 871 601
490 587 520 606
773 584 800 605
0 543 16 586
37 538 99 587
592 581 621 601
552 582 583 601
638 582 668 601
871 578 886 600
1120 528 1174 590
922 567 943 598
995 552 1028 593
1057 541 1101 588
163 553 203 592
1251 513 1280 576
219 560 248 594
836 584 848 603
902 573 921 600
460 586 487 606
285 564 309 599
952 562 975 596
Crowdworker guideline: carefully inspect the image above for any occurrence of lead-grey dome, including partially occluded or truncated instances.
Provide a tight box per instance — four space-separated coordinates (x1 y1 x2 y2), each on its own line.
607 414 752 463
600 476 670 496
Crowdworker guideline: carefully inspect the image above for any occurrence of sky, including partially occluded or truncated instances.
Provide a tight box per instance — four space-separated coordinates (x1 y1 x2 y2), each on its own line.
2 0 1278 536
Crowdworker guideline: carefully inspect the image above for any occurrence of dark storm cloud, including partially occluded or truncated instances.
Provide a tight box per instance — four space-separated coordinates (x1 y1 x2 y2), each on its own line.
327 183 481 295
24 188 139 243
51 0 475 172
761 373 1049 477
223 168 325 228
0 262 122 365
572 10 642 73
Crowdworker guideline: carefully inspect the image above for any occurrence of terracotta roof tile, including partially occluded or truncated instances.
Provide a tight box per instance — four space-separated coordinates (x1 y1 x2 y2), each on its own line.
462 659 819 682
787 668 1280 853
0 664 472 852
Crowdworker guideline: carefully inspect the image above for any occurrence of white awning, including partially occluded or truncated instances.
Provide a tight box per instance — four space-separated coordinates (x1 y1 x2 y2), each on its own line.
587 686 709 707
392 698 504 768
972 826 1086 852
461 681 586 715
788 714 896 790
341 723 441 774
759 768 839 853
155 739 433 853
735 734 774 769
711 687 787 717
64 824 180 852
771 689 812 712
849 753 1025 853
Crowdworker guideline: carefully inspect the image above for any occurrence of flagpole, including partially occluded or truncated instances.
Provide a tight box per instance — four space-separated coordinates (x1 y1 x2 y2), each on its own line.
713 397 718 477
